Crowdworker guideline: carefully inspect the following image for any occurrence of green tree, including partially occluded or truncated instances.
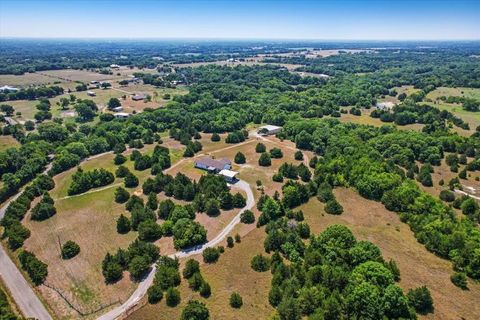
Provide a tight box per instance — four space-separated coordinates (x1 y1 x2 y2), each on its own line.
166 287 181 307
181 300 209 320
229 292 243 308
234 152 246 164
407 286 434 314
116 214 131 234
61 241 80 259
258 152 271 166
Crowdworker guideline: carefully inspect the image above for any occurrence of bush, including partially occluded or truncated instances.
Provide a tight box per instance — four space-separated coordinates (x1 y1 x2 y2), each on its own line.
114 187 130 203
183 259 200 279
61 240 80 259
211 133 221 142
407 286 434 314
227 236 234 248
258 152 271 166
255 142 266 153
272 173 284 182
232 193 246 208
294 150 303 160
166 287 181 307
115 165 129 178
269 148 283 159
439 189 455 202
116 214 131 234
234 152 246 164
200 281 211 298
124 172 139 188
138 220 163 241
114 153 126 165
324 198 343 215
240 210 255 224
230 292 243 308
251 254 271 272
181 300 209 320
203 247 220 263
147 285 163 304
450 272 468 290
128 255 150 279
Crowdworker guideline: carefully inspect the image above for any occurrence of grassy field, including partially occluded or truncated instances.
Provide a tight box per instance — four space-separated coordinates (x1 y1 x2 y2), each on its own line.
0 135 20 152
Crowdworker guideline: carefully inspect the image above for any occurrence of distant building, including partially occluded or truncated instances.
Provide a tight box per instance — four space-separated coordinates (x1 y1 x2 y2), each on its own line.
112 106 123 112
218 169 238 183
90 80 99 84
376 101 395 110
194 157 232 173
114 112 130 119
110 64 120 69
4 117 17 126
257 125 282 136
0 85 19 92
87 91 96 96
132 94 147 101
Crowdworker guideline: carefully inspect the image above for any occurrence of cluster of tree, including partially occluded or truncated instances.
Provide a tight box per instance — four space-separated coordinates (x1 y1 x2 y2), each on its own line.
102 239 159 283
371 103 470 131
258 222 428 319
1 174 54 250
283 119 480 279
225 130 248 143
130 145 172 173
61 240 80 260
147 256 182 304
18 250 48 285
30 192 56 221
0 286 19 319
0 85 64 102
273 162 311 182
439 95 480 112
67 167 114 195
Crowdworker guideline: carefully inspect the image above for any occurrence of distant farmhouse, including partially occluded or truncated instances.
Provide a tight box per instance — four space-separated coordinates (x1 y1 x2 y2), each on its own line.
132 93 147 101
257 125 282 136
0 85 19 92
87 90 96 96
114 112 130 119
376 101 395 110
194 157 232 173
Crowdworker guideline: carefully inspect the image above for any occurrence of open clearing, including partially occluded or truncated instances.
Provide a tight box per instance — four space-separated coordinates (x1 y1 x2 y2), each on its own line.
0 135 20 152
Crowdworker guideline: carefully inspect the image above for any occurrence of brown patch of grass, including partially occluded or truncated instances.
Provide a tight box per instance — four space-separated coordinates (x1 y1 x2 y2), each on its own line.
0 135 20 152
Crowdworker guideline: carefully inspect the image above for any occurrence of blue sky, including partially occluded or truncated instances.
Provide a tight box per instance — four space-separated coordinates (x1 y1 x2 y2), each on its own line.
1 0 479 40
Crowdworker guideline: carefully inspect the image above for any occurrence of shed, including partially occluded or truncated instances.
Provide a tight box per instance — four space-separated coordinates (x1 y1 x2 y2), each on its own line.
0 85 19 92
218 169 238 183
114 112 130 119
132 94 147 101
87 90 96 96
112 106 123 112
258 125 282 136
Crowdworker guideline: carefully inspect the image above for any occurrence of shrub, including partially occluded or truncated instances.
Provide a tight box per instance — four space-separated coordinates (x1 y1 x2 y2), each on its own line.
450 272 468 290
114 187 130 203
439 189 455 202
324 198 343 215
61 240 80 259
166 287 181 307
147 285 163 304
255 142 266 153
230 292 243 308
258 152 271 166
211 133 221 142
269 148 283 159
200 281 211 298
240 210 255 224
181 300 209 320
227 236 234 248
234 152 246 164
407 286 434 314
272 173 284 182
114 153 126 165
18 250 48 285
115 165 129 178
124 172 139 188
183 259 200 279
116 214 131 234
203 247 220 263
251 254 271 272
294 151 303 160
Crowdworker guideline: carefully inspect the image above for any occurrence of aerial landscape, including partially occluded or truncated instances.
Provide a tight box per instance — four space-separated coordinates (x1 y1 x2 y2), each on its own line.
0 0 479 319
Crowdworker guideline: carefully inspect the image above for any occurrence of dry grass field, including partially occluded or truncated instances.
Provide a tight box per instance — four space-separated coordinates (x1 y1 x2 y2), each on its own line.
0 135 20 152
301 188 480 320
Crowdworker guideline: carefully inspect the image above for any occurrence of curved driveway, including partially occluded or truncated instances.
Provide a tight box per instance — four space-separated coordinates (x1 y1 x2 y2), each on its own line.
97 179 254 320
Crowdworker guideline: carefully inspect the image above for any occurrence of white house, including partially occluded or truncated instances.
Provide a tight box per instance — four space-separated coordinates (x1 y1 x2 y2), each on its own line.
218 169 238 183
257 125 282 136
0 85 19 92
114 112 130 119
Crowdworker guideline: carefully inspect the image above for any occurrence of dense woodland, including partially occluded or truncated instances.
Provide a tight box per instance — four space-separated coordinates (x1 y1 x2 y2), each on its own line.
1 41 480 318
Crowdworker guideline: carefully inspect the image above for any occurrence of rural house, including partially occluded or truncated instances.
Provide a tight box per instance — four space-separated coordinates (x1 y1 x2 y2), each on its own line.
218 169 238 183
132 93 147 101
194 157 232 173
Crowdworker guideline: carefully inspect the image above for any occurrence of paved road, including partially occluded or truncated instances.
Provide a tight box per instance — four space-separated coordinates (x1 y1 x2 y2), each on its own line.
0 162 54 320
97 179 255 320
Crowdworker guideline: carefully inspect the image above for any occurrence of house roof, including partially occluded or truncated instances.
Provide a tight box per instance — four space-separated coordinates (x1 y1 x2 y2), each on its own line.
219 169 238 179
0 85 19 92
259 125 282 131
195 157 231 170
132 94 147 100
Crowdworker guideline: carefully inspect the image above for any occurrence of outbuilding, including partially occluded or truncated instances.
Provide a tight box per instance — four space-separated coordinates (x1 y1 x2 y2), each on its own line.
114 112 130 119
257 125 282 136
132 94 147 101
218 169 238 183
87 90 96 96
